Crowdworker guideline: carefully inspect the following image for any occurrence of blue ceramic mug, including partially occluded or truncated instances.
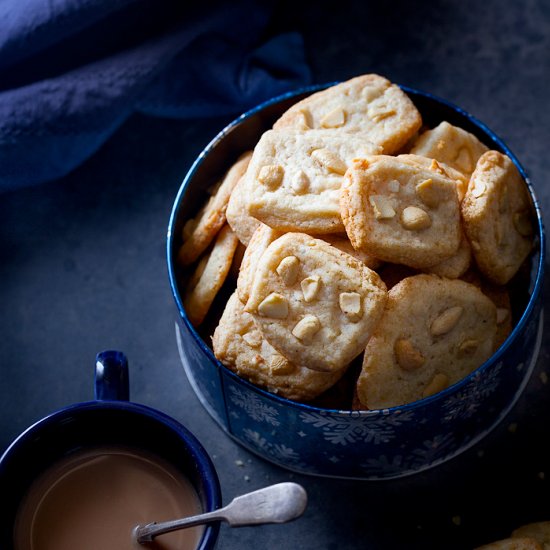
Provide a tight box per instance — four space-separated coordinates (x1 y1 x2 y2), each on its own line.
0 350 221 549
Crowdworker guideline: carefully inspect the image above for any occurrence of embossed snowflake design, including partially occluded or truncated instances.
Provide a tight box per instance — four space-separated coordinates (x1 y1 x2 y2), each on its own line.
358 429 459 476
470 361 503 397
409 432 457 467
441 361 504 422
242 429 307 469
299 410 415 446
360 453 408 477
228 386 280 426
360 433 458 476
441 390 482 422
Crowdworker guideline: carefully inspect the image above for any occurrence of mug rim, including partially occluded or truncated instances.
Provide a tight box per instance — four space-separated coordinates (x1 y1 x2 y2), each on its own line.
166 82 546 416
0 398 222 550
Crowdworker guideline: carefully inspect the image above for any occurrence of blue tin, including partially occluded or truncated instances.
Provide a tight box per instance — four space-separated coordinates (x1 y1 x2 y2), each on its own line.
167 85 545 480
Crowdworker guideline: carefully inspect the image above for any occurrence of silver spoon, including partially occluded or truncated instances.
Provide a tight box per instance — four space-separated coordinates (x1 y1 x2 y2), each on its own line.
134 482 308 544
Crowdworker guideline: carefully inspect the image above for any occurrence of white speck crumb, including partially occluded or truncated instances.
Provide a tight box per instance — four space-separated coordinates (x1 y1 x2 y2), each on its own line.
538 472 545 480
540 372 548 384
508 422 518 434
244 475 251 482
452 516 462 527
235 460 245 467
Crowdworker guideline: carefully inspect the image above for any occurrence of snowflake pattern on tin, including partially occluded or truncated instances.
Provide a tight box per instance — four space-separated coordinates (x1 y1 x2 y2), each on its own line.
300 409 415 446
470 361 503 398
441 361 504 422
228 386 280 426
410 432 458 466
360 453 408 477
441 390 481 422
241 429 308 469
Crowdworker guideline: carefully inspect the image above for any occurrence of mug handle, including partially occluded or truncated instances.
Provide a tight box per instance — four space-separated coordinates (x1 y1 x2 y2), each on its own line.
95 350 130 401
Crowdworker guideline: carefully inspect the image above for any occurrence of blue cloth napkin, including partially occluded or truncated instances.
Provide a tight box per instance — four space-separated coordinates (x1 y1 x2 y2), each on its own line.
0 0 311 190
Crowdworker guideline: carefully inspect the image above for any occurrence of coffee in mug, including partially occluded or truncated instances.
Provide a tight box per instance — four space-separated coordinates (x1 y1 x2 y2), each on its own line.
14 446 204 550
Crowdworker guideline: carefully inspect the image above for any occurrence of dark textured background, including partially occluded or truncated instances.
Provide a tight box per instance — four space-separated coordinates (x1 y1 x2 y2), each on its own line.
1 1 549 548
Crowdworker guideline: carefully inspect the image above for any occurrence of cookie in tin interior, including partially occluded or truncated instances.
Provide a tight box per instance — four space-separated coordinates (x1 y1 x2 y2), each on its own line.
213 292 347 402
340 156 461 269
273 73 422 155
245 232 387 373
410 120 488 176
356 274 497 409
226 170 261 246
178 151 252 266
461 150 535 285
183 224 240 326
243 129 381 234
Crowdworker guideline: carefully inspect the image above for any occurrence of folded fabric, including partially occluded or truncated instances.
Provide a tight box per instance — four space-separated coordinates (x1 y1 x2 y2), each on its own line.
0 0 311 191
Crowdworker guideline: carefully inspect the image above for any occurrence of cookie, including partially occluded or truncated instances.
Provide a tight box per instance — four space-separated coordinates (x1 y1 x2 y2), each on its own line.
474 538 543 550
273 74 422 154
320 234 383 270
397 153 469 201
226 173 261 245
340 156 461 269
185 253 209 293
462 151 534 285
244 232 387 372
183 224 239 326
213 292 347 401
236 223 282 305
178 151 252 266
356 274 497 409
513 521 550 548
410 120 489 176
479 281 513 350
458 266 512 348
426 230 472 279
237 226 383 306
244 129 381 234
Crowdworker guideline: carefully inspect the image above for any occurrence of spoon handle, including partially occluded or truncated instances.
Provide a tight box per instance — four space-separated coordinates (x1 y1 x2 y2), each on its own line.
135 509 225 542
135 482 307 543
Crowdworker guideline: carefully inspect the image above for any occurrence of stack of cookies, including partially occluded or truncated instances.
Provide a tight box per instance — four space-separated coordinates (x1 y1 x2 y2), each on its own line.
178 74 535 409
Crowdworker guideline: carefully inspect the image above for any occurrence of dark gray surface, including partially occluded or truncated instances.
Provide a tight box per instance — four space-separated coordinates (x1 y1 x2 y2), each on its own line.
1 1 549 548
